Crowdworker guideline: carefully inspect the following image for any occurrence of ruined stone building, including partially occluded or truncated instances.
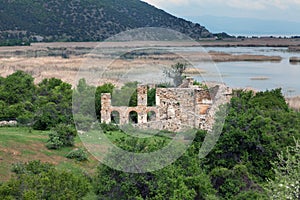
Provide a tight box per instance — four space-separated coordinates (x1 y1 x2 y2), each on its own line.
101 78 231 132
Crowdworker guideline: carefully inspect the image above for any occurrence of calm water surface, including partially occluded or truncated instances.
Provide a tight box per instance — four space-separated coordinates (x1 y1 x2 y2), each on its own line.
194 47 300 96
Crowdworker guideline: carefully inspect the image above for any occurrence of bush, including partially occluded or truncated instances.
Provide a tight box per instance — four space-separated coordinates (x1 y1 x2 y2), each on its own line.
46 133 64 150
46 124 77 150
66 148 88 161
100 123 120 133
12 160 54 175
1 161 90 200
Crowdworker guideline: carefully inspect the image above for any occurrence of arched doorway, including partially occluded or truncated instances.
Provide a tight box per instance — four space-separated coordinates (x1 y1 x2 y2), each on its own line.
111 111 120 124
129 111 138 124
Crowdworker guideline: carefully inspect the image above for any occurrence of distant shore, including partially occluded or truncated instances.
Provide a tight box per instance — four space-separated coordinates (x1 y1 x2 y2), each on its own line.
0 37 300 51
198 37 300 48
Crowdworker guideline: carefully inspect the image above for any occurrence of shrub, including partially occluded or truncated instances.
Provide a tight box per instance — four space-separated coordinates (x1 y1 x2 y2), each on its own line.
66 148 88 161
1 161 90 199
12 160 53 175
46 133 64 150
100 123 120 133
46 124 77 150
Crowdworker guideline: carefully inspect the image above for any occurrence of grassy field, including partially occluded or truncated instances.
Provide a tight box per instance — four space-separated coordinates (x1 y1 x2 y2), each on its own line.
0 126 173 182
0 127 99 182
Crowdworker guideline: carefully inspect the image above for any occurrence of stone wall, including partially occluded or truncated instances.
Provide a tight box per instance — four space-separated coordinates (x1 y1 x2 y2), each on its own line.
101 91 158 125
0 120 17 127
101 79 231 132
155 87 212 131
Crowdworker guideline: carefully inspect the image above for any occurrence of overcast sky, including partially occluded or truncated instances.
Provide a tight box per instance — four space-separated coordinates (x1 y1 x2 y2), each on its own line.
143 0 300 22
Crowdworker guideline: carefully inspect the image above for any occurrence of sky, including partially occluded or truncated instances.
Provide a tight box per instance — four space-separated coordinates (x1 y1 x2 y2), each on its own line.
143 0 300 21
143 0 300 35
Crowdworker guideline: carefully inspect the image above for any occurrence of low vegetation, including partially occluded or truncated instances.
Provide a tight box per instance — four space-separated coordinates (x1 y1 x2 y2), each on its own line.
0 71 299 199
66 148 88 162
3 161 91 200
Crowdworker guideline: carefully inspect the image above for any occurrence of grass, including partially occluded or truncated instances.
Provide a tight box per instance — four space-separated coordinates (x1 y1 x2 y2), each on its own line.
0 127 47 145
0 127 98 182
0 126 178 182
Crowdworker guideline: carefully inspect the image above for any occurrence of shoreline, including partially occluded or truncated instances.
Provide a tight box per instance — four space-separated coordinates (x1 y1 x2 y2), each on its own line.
198 38 300 48
0 38 300 50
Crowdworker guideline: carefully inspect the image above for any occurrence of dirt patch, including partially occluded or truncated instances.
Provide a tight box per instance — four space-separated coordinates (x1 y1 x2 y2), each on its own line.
0 146 21 156
0 141 68 181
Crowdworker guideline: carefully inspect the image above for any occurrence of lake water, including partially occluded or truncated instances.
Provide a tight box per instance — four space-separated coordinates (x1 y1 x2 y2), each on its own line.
192 47 300 96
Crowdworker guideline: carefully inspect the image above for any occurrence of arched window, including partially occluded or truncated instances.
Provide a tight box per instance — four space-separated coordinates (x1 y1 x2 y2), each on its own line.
147 111 156 122
129 111 138 124
111 111 120 124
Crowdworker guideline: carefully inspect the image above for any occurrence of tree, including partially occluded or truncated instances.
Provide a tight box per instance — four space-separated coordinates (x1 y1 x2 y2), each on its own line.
34 78 73 130
0 71 36 121
93 131 218 199
265 139 300 200
0 71 36 105
203 89 300 182
33 102 60 130
164 62 188 87
111 82 138 107
147 87 156 106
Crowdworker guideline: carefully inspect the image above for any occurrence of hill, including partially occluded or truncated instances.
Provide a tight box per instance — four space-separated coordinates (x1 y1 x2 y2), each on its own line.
0 0 213 43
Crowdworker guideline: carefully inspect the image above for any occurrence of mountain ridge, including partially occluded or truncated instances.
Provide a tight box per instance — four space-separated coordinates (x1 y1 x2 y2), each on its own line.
0 0 213 43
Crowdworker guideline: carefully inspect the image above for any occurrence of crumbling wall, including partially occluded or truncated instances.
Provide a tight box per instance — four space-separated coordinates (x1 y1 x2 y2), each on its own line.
155 88 212 131
101 80 230 132
101 90 158 125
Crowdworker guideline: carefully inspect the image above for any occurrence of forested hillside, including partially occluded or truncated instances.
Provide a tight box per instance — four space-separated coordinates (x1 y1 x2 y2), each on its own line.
0 0 212 44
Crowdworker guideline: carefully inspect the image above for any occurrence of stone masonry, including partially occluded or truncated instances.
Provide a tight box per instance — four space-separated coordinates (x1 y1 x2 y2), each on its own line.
101 78 231 132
